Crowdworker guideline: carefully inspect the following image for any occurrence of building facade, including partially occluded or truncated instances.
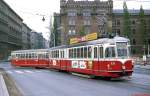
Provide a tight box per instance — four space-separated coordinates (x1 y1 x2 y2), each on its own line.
113 9 150 56
30 32 48 49
60 0 113 45
22 23 31 49
0 0 23 60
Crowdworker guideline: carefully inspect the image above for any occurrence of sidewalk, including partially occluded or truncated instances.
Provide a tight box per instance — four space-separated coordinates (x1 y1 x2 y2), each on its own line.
134 64 150 70
0 74 9 96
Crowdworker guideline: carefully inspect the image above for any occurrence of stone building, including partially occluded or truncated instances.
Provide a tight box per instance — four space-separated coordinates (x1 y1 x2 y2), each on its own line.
113 9 150 55
22 23 31 49
30 32 47 49
60 0 113 45
0 0 23 60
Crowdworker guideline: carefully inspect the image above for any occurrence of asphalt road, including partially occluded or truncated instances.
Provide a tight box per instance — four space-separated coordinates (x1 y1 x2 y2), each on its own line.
0 62 150 96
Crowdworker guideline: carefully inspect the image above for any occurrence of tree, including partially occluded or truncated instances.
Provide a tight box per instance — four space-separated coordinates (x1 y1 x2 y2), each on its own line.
79 26 85 36
123 1 131 39
139 5 147 45
53 16 58 46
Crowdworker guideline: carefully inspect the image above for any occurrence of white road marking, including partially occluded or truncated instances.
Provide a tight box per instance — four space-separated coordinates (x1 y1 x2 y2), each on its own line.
24 70 34 73
15 70 24 74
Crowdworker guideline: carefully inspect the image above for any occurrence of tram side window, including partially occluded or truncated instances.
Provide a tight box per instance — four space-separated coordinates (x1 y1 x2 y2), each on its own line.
31 53 34 59
84 47 87 58
29 53 32 59
56 50 59 58
94 47 98 58
51 51 53 58
77 48 80 58
18 54 20 59
99 47 103 58
45 53 48 59
81 47 84 58
26 53 28 59
73 48 77 58
105 47 116 58
69 49 72 58
60 51 63 58
88 46 92 58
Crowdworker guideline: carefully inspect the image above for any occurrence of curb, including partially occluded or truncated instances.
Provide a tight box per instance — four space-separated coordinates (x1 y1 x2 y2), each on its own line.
0 75 9 96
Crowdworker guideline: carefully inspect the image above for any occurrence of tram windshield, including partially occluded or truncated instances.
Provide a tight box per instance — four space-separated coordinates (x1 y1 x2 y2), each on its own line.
105 47 116 58
116 42 128 57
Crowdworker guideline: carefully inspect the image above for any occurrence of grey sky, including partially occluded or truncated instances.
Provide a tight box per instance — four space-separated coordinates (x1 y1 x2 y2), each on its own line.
3 0 150 39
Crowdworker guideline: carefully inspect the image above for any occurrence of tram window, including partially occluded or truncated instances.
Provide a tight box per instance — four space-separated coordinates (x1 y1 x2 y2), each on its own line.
73 48 77 58
62 50 65 58
88 46 92 58
20 54 23 59
61 51 64 58
29 54 32 59
54 51 56 58
69 49 71 58
77 48 80 58
18 54 20 58
105 47 116 58
35 53 37 59
31 53 34 58
57 50 59 58
84 47 87 58
38 54 43 59
46 53 49 59
81 47 84 58
94 47 98 58
25 54 28 59
60 51 62 58
99 47 103 58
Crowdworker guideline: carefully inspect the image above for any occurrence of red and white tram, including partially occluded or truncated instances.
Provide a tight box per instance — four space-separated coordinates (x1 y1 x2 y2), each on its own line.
11 49 49 68
11 36 133 78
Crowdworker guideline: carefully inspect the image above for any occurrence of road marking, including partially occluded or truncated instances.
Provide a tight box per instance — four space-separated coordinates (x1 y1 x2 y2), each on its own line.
24 70 33 73
15 70 24 74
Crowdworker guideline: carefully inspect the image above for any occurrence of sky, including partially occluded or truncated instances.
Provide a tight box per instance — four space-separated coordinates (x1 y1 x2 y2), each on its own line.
3 0 150 40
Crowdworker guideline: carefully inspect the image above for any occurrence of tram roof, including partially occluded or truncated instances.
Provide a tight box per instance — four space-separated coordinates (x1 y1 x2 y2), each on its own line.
68 36 129 47
12 49 49 53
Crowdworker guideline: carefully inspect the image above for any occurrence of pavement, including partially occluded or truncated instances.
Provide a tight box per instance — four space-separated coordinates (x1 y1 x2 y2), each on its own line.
134 64 150 70
0 74 9 96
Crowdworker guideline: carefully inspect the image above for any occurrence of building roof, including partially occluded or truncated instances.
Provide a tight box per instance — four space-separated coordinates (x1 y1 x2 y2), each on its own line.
113 9 150 15
2 0 23 21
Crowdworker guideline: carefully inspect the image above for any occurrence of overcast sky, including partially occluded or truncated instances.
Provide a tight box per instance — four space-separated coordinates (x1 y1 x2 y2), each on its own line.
4 0 150 40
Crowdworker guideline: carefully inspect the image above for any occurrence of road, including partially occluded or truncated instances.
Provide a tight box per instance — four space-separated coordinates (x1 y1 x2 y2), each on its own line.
0 62 150 96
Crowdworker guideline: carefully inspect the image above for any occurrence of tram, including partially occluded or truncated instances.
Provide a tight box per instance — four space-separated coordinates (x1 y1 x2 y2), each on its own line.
11 36 133 78
11 49 49 68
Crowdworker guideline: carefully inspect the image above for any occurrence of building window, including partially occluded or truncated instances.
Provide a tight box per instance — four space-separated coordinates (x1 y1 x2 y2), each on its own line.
67 10 76 17
84 19 91 26
132 20 136 25
68 26 76 35
117 29 120 35
132 29 136 34
68 18 75 25
148 39 150 44
116 20 120 25
83 10 91 17
133 39 136 45
84 26 91 34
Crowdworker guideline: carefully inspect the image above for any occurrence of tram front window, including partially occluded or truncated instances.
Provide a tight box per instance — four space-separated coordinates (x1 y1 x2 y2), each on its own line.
105 47 116 58
116 42 128 57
